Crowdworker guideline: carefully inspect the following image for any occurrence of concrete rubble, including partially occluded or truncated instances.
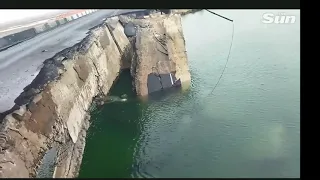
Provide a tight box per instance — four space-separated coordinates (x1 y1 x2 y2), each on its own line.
0 10 192 178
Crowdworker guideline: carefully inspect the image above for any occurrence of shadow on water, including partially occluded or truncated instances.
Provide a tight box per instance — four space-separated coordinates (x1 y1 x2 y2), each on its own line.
78 69 144 178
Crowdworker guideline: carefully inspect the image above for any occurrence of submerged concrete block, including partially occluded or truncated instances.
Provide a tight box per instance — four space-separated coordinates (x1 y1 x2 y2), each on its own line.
147 72 180 94
147 74 163 94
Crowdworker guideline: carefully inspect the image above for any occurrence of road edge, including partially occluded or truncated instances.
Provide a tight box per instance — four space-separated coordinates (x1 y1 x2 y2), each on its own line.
0 10 98 51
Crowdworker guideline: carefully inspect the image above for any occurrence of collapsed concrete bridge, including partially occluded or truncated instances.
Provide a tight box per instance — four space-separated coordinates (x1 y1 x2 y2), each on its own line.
0 9 195 178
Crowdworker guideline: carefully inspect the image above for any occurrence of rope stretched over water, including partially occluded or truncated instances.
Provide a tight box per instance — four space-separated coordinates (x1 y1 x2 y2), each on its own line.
194 10 235 112
205 11 234 97
204 9 234 22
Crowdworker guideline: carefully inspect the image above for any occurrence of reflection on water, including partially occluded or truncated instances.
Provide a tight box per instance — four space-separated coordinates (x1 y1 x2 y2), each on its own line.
79 10 300 178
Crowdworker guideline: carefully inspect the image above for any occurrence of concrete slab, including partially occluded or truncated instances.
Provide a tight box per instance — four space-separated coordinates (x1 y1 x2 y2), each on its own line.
147 73 163 94
106 18 129 54
147 72 178 94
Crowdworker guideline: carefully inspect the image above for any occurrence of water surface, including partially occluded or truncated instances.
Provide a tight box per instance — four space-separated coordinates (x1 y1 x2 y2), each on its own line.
79 10 300 178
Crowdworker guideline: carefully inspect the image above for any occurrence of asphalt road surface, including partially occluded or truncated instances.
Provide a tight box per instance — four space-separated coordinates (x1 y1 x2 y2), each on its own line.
0 10 71 31
0 9 144 113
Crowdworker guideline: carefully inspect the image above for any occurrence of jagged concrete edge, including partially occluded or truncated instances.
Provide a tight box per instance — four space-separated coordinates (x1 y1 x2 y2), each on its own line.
0 10 98 51
0 9 160 120
0 16 107 122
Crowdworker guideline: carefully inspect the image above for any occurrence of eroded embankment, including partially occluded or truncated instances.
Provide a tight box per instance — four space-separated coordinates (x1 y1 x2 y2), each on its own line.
0 15 131 178
0 10 191 178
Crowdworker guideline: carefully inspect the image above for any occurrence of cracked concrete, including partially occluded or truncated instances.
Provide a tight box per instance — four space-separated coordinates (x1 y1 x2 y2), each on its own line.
0 15 130 178
0 10 190 178
120 13 191 96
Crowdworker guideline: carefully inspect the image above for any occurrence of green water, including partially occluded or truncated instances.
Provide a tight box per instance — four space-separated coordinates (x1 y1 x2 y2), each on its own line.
79 10 300 178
